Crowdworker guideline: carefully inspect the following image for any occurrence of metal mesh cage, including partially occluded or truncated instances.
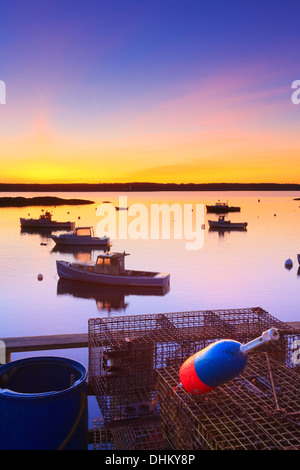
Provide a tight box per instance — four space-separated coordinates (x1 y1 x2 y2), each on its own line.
157 354 300 450
89 307 299 449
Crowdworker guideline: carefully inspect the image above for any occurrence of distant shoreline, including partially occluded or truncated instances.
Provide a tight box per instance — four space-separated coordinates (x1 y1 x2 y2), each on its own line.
0 182 300 192
0 196 94 207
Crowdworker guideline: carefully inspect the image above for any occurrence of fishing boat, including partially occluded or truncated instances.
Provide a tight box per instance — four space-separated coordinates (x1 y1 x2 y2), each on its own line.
208 215 248 230
206 201 241 213
56 251 170 288
20 211 75 230
50 226 110 247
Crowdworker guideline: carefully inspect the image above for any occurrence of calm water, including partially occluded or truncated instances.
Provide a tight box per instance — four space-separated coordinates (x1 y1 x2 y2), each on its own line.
1 190 300 424
1 190 300 337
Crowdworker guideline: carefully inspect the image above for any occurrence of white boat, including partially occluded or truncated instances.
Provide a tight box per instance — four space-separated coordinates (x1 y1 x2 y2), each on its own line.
20 211 75 230
56 251 170 288
50 226 110 247
208 215 248 230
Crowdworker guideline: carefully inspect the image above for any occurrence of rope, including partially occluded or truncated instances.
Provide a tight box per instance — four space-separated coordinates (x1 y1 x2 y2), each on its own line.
57 391 87 450
264 352 280 411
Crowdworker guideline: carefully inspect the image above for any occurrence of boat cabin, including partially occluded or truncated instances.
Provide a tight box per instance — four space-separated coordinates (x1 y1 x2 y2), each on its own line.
94 252 129 275
73 227 94 237
40 211 52 220
214 202 228 208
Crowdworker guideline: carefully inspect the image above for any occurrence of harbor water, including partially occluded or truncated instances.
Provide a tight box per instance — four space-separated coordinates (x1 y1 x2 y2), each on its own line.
1 190 300 427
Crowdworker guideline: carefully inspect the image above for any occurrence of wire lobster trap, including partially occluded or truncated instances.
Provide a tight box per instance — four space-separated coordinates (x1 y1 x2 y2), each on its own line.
93 416 168 450
88 307 299 427
157 353 300 450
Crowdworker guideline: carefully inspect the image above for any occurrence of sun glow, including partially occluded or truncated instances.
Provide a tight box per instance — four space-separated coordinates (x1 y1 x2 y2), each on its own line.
1 65 299 185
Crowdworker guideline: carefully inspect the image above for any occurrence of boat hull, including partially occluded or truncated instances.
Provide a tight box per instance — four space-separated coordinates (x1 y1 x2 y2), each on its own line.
50 235 110 246
56 260 170 288
208 220 247 230
20 218 75 230
206 205 240 213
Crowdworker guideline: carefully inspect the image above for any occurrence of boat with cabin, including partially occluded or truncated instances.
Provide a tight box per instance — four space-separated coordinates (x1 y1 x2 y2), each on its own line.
50 226 110 247
56 251 170 288
206 201 241 213
208 215 248 231
20 211 75 230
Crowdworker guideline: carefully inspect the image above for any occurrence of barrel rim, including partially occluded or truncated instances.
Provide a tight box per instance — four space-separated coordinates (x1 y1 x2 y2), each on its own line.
0 356 87 399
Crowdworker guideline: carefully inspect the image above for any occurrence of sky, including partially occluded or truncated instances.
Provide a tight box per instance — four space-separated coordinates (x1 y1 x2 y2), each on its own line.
0 0 300 185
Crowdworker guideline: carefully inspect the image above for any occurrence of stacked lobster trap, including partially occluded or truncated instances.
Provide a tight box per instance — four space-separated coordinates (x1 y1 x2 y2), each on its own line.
88 307 300 450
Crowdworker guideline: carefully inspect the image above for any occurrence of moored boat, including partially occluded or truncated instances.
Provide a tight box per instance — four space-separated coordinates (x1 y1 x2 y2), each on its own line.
206 201 241 213
56 251 170 288
50 226 110 247
208 215 248 230
20 211 75 230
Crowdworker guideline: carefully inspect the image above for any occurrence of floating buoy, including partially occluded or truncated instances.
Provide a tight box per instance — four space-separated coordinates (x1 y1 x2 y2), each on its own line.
37 274 43 281
285 258 293 269
178 328 279 395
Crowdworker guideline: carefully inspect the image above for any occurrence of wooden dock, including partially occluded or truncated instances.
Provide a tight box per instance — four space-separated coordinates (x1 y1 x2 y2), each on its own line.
1 333 88 363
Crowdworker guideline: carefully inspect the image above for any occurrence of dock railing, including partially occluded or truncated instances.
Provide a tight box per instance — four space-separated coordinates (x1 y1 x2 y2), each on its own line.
0 333 88 364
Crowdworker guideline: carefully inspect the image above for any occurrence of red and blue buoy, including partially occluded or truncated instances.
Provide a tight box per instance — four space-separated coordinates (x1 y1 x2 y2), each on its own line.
179 328 279 395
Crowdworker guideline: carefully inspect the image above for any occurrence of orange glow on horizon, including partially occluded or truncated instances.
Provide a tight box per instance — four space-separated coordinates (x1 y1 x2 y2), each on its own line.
1 65 299 186
1 126 299 184
1 152 299 185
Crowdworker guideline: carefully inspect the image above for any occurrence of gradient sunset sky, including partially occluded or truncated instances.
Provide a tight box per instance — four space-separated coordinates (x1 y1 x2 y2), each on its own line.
1 0 300 184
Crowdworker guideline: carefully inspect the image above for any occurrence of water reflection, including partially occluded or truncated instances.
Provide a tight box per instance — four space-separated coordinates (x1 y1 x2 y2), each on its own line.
20 227 55 239
57 278 170 313
208 227 248 234
20 225 76 244
51 245 109 261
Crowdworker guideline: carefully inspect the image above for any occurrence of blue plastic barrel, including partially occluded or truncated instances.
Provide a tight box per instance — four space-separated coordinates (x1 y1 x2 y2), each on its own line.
0 356 88 450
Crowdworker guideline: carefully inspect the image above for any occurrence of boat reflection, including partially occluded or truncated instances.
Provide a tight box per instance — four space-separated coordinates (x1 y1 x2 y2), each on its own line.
51 245 110 261
20 226 75 243
57 278 170 313
20 227 55 238
208 227 248 236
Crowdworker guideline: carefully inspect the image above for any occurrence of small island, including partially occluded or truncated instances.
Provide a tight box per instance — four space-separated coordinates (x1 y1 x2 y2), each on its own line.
0 196 94 207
